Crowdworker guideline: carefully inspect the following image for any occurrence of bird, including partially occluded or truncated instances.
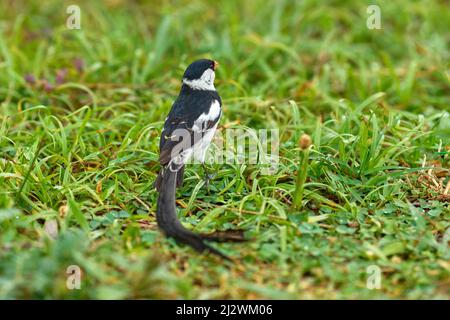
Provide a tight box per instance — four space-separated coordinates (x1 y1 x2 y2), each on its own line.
154 59 244 260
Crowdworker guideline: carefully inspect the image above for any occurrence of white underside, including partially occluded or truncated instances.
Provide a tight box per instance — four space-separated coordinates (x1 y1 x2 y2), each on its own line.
192 122 218 163
169 123 218 169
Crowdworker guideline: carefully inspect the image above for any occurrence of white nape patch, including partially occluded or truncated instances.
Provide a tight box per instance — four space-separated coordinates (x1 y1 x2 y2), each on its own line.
192 100 221 132
183 68 216 91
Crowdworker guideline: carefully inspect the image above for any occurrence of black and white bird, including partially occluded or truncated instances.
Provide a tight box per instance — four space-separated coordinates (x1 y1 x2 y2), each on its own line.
154 59 243 259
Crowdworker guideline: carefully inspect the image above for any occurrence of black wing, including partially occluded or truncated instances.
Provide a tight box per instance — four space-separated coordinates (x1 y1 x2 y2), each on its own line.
159 103 192 166
159 90 221 166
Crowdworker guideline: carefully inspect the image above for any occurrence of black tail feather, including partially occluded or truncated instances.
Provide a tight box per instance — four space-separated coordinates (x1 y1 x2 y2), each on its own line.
156 168 231 260
154 165 184 192
200 230 247 242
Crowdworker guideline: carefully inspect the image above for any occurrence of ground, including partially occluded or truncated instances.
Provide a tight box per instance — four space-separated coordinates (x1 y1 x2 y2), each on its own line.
0 0 449 299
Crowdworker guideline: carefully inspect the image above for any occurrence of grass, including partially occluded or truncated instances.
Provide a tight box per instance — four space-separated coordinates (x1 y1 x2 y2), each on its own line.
0 0 449 299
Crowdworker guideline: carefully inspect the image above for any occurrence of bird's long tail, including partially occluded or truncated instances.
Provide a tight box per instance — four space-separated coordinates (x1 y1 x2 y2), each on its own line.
156 167 243 260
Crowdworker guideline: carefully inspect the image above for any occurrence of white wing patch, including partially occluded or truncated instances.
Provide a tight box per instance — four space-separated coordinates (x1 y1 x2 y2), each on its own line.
192 100 221 132
193 122 218 163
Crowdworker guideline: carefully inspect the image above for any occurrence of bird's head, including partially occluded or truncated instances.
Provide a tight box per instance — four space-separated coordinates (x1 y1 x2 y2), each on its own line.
182 59 219 91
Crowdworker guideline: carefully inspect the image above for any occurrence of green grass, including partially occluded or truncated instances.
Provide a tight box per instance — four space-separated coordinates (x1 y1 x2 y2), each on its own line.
0 0 449 299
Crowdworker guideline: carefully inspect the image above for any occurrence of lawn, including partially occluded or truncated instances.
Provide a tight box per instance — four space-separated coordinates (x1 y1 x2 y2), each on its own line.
0 0 449 299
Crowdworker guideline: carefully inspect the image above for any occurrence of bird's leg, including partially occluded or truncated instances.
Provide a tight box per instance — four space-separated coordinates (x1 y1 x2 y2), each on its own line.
202 163 216 191
202 163 210 190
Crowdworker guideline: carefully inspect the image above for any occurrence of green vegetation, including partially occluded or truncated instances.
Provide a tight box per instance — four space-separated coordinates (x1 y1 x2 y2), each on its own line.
0 0 449 299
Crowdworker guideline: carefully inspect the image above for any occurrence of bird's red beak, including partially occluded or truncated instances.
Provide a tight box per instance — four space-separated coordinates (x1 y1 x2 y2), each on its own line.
213 60 219 71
